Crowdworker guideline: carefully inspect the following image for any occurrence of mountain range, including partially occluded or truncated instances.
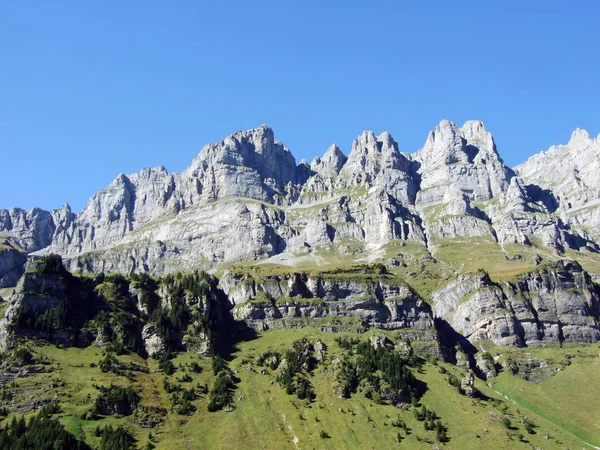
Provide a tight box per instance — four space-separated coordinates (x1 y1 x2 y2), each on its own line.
1 120 599 282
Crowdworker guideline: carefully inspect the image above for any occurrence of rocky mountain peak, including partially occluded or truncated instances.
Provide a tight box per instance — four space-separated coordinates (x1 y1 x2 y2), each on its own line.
418 120 465 167
377 131 395 148
568 128 592 147
310 144 347 175
515 127 600 240
342 130 405 173
187 124 297 187
460 120 501 161
415 120 512 207
460 119 487 138
132 166 169 182
339 130 416 204
565 128 599 157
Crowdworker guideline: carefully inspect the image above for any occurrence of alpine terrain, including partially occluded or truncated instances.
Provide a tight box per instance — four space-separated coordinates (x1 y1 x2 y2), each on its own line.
1 120 600 449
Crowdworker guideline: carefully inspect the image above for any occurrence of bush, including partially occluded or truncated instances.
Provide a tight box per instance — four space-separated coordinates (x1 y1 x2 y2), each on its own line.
170 388 196 415
99 425 135 450
158 353 175 375
177 372 193 383
99 352 122 374
94 384 140 416
13 346 34 364
37 254 64 274
256 350 281 370
523 417 536 434
207 356 235 412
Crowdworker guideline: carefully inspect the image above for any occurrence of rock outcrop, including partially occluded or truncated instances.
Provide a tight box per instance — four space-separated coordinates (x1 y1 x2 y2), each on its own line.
0 258 95 350
221 269 435 335
433 261 600 347
310 144 347 176
0 242 27 288
516 129 600 241
414 120 512 207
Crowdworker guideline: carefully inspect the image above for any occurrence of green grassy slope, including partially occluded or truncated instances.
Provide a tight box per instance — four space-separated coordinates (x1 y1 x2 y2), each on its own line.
2 330 598 450
491 346 600 447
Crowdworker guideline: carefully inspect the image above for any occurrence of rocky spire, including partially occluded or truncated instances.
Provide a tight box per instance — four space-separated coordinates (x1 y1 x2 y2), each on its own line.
310 144 347 175
415 120 512 207
340 130 416 204
187 125 297 185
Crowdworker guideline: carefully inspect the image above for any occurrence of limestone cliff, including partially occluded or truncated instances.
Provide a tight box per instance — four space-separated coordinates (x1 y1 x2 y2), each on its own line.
433 261 600 346
1 121 598 278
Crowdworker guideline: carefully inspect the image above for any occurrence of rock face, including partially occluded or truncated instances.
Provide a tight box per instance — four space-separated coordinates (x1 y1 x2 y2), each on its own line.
141 323 165 357
414 120 512 207
0 259 95 350
0 121 598 279
433 261 600 347
0 257 233 356
0 244 27 288
516 129 600 240
311 144 347 176
221 270 435 335
340 131 417 205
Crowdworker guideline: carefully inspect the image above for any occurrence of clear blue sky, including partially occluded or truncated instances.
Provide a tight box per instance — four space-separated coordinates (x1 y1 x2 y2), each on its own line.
1 1 599 212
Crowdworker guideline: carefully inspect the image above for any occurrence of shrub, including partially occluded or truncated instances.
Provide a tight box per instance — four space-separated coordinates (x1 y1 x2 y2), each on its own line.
158 353 175 375
94 385 140 416
99 425 135 450
37 254 64 274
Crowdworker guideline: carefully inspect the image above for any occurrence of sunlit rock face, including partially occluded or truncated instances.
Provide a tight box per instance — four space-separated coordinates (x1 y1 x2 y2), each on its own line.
0 121 597 277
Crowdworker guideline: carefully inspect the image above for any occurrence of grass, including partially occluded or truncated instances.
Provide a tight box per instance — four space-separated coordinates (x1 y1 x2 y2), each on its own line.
2 331 598 449
428 238 539 282
0 287 14 316
275 296 326 306
0 287 15 298
488 343 600 446
0 237 25 252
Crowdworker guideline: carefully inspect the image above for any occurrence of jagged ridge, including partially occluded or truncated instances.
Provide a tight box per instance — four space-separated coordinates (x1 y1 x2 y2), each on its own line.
0 120 598 278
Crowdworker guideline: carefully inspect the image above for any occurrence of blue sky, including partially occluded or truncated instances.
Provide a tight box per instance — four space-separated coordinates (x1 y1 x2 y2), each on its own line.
1 1 599 212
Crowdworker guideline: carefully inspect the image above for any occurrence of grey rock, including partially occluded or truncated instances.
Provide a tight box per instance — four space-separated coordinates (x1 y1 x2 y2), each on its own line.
516 129 600 244
0 207 60 252
475 352 497 380
414 120 512 207
0 246 27 288
223 271 435 334
370 334 392 350
461 371 476 397
311 144 347 176
433 261 600 346
340 131 416 205
142 323 166 357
